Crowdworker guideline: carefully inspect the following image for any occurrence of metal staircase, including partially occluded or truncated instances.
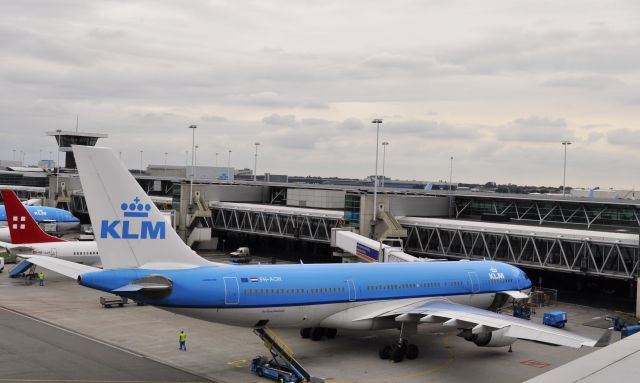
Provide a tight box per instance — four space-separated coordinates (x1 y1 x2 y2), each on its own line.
253 327 324 383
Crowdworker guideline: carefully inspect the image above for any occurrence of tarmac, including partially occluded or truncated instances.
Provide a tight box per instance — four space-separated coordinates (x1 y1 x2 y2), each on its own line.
0 255 626 383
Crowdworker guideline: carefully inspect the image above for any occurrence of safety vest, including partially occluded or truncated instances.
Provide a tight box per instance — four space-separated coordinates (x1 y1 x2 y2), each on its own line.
179 332 186 342
38 273 44 280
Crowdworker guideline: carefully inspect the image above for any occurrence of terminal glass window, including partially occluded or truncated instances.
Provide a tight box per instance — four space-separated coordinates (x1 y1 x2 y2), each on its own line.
344 193 361 227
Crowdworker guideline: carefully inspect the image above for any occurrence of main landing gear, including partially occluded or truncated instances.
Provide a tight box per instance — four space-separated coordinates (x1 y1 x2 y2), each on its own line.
378 322 419 363
300 327 337 341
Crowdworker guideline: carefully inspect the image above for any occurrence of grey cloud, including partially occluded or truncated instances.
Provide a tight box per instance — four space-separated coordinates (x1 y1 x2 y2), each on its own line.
391 120 483 139
543 74 624 90
606 128 640 147
267 129 317 150
262 113 298 127
587 132 605 142
497 116 573 143
224 92 328 109
200 115 228 123
439 26 640 75
338 118 364 131
301 118 331 126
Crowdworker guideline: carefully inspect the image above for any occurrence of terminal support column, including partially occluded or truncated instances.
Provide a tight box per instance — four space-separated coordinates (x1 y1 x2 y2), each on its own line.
636 277 640 320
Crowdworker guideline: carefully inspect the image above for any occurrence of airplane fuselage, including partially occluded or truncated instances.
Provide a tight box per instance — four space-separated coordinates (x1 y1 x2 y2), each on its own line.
13 241 101 266
79 260 531 329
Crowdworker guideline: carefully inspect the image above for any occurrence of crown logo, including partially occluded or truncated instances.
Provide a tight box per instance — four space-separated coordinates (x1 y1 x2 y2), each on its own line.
120 197 151 218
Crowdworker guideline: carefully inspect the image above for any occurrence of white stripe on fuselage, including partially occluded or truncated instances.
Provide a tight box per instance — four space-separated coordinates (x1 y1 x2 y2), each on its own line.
14 241 101 266
162 293 496 329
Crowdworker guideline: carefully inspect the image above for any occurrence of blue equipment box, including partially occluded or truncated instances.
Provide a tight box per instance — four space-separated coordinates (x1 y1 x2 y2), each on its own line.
543 311 567 328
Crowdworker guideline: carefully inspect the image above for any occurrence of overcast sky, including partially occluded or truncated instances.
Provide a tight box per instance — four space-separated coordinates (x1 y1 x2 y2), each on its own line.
2 1 639 188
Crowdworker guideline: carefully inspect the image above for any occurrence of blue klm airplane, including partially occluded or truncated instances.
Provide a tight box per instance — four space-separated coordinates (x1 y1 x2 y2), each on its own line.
21 146 607 363
0 203 80 242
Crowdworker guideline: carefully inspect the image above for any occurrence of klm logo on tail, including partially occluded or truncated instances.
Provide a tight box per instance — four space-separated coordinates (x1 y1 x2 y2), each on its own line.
100 197 166 240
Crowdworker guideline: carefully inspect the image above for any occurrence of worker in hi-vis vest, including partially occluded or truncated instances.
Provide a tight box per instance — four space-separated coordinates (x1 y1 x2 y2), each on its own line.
38 272 45 286
179 330 186 351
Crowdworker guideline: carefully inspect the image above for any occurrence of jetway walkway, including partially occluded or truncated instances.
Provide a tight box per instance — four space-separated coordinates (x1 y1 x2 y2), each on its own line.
331 229 424 262
211 202 343 243
209 202 639 279
400 217 640 280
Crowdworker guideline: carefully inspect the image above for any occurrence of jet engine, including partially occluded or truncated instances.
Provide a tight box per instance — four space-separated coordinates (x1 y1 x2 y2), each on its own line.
460 327 517 347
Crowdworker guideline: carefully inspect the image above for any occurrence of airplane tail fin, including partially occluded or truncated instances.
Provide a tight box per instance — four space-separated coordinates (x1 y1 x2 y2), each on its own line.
72 146 209 270
0 190 65 244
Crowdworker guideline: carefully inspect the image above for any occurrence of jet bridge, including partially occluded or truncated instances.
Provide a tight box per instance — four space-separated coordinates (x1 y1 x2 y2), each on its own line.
331 228 425 263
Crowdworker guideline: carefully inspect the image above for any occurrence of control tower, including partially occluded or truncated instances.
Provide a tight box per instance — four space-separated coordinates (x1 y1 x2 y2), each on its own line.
46 130 108 169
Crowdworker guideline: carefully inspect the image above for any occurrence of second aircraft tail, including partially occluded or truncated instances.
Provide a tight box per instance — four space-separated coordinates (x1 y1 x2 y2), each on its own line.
0 190 65 244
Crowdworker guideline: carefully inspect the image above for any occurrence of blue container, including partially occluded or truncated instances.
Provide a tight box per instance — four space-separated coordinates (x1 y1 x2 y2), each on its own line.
621 324 640 339
543 311 567 328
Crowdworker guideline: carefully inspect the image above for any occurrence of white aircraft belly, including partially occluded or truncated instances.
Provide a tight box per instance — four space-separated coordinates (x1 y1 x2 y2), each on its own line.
163 293 498 330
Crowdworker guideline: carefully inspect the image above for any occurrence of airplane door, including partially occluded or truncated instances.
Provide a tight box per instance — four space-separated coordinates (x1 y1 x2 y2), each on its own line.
223 277 239 305
467 272 480 293
51 248 57 258
347 279 356 302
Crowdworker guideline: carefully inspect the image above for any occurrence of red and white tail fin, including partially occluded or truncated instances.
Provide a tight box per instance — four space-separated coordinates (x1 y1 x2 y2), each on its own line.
0 190 65 244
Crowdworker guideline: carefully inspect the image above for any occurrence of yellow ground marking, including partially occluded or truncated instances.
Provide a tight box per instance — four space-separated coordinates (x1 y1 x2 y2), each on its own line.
226 359 250 368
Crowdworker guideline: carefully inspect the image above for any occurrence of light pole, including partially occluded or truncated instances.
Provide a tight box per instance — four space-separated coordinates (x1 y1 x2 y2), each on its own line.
139 150 143 172
254 142 260 182
188 125 197 205
12 149 16 161
562 141 572 197
381 142 389 188
371 119 383 233
227 150 232 181
449 156 454 193
164 152 168 177
215 152 219 167
55 129 62 198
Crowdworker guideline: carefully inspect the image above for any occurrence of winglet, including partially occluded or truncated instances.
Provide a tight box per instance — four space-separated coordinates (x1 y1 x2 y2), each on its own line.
1 190 65 244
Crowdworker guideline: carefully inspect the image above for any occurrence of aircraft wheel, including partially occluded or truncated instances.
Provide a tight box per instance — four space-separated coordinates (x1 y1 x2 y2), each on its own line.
325 328 338 339
406 344 419 360
257 369 264 377
300 328 312 338
310 327 325 341
390 345 405 363
379 345 392 359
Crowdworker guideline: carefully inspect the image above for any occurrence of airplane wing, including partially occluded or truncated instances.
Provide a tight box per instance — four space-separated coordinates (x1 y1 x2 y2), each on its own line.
354 299 606 348
16 254 99 279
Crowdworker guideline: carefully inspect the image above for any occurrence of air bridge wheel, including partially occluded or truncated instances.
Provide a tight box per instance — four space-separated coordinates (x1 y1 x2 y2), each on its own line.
300 328 312 338
379 345 392 359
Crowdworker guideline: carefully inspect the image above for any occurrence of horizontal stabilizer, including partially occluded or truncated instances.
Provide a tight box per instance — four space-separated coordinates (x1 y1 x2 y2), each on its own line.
16 254 99 279
112 283 171 292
